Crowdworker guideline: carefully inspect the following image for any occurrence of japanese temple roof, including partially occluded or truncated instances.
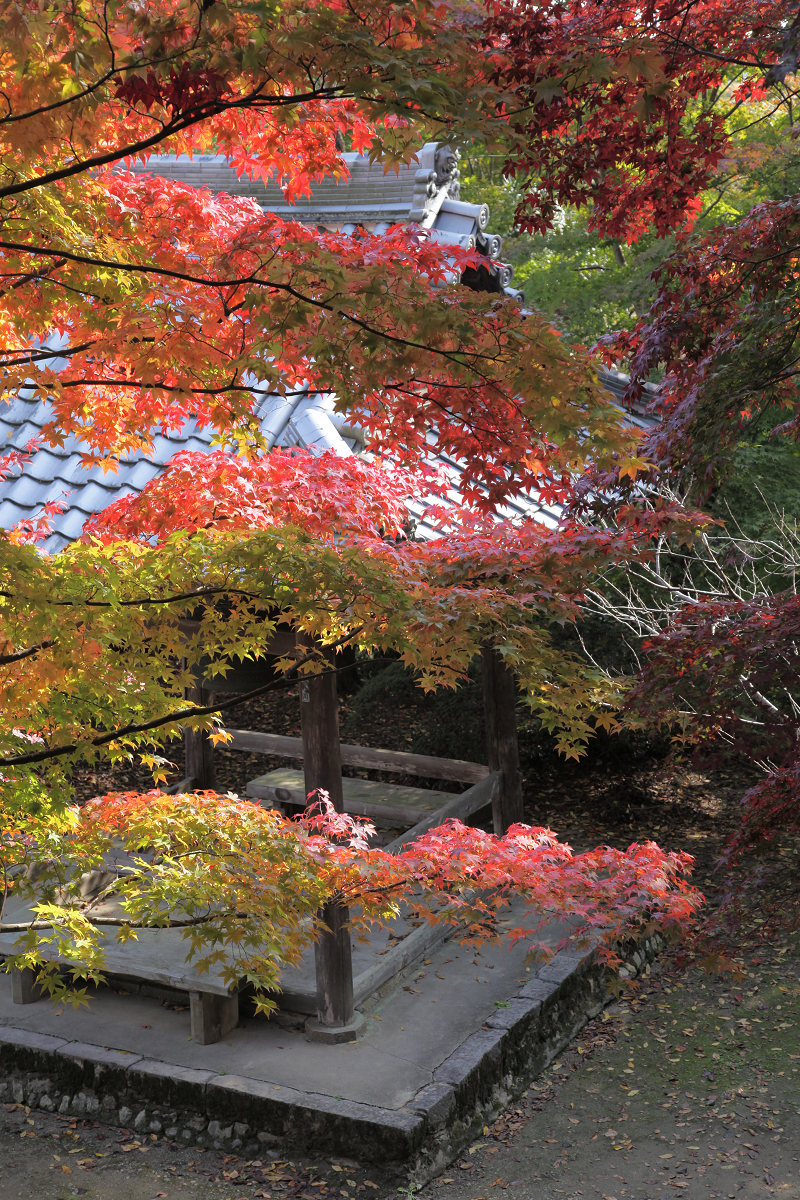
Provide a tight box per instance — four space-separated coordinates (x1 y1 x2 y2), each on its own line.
132 144 517 293
0 146 656 552
0 366 654 553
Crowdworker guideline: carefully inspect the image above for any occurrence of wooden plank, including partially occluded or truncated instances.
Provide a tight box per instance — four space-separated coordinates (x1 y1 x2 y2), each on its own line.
163 776 195 795
246 768 454 824
226 727 489 784
226 729 303 758
0 899 236 998
383 771 502 854
481 644 524 834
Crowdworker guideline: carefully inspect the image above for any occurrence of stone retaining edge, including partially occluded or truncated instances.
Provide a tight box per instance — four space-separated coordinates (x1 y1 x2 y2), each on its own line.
0 935 662 1178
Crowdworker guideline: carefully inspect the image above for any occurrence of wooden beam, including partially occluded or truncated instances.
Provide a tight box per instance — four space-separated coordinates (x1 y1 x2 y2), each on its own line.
298 638 354 1029
383 771 501 854
183 686 215 790
225 727 489 784
481 645 524 834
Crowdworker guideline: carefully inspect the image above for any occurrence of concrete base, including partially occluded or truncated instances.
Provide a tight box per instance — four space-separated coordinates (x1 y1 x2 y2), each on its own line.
305 1011 366 1043
0 910 662 1177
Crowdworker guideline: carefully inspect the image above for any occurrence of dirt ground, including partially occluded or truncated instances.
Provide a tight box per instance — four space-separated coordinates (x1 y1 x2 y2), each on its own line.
5 694 800 1200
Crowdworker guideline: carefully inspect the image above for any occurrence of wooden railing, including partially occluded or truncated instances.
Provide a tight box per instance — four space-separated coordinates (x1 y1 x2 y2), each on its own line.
223 727 489 784
178 638 524 1037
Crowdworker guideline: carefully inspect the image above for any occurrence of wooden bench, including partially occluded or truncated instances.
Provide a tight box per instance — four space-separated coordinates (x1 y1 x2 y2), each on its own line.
246 766 457 824
0 897 240 1045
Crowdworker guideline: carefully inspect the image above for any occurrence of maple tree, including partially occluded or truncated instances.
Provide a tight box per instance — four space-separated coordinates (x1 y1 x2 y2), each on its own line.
3 791 702 1009
0 2 651 781
6 0 798 993
487 0 800 871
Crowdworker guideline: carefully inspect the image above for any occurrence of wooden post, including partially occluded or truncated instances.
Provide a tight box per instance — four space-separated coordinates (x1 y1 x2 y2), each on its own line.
184 685 215 790
299 638 359 1036
11 966 43 1004
481 643 524 834
299 646 344 813
189 989 239 1045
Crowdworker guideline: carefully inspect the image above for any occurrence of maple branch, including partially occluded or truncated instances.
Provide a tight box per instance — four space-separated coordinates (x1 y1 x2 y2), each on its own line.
55 376 325 403
0 241 500 369
0 341 97 367
0 67 117 125
0 627 362 768
0 640 55 666
0 83 345 202
0 912 247 933
0 584 261 609
0 0 216 130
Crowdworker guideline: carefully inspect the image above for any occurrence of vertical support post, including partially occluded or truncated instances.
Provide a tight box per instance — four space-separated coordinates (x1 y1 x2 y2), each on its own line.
184 685 216 790
189 989 239 1045
299 637 361 1039
299 644 344 813
481 643 524 835
11 966 43 1004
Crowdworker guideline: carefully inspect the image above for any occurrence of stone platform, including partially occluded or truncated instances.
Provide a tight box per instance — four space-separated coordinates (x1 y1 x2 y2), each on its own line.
0 903 658 1180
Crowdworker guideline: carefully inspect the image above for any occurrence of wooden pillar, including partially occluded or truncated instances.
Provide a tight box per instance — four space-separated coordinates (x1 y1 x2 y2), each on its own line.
184 685 215 790
11 966 43 1004
299 640 356 1032
481 643 524 834
299 650 344 813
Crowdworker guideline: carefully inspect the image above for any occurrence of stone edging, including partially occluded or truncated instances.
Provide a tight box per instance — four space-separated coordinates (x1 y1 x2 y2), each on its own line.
0 936 661 1179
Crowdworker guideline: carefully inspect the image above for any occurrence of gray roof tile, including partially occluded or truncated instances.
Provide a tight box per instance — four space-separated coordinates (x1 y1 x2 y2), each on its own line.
1 146 652 550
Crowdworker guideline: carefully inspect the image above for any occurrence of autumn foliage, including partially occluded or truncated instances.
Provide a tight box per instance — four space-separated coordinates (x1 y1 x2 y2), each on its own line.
4 0 799 987
487 0 796 239
3 790 702 1007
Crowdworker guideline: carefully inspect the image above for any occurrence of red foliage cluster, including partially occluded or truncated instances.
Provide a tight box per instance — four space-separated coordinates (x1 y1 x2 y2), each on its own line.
70 789 703 974
488 0 793 240
629 593 800 760
597 198 800 484
83 449 430 544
